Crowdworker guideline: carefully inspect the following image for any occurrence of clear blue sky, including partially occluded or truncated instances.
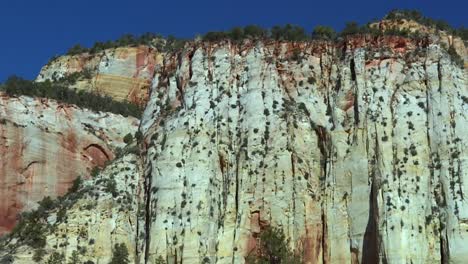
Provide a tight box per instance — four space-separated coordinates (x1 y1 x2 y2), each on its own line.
0 0 466 82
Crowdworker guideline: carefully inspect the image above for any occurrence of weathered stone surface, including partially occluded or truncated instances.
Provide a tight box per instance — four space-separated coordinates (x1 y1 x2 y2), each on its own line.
0 94 138 235
141 38 467 263
1 153 142 264
36 46 162 105
371 18 467 67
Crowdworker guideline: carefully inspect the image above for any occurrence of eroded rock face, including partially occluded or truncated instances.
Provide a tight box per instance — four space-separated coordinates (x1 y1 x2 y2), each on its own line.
141 38 467 263
0 94 138 235
36 46 162 105
0 36 466 264
1 153 142 264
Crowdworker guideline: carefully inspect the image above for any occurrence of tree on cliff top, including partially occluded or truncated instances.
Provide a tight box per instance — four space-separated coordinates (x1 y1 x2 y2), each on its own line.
312 25 337 40
67 44 88 55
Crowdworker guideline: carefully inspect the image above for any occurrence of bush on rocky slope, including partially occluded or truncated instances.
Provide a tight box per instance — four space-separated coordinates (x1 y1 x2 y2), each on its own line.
66 33 187 55
385 9 468 40
0 76 143 118
109 243 129 264
246 226 302 264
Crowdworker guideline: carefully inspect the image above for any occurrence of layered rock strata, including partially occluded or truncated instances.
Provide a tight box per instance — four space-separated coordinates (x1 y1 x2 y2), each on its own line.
36 46 161 105
0 94 138 235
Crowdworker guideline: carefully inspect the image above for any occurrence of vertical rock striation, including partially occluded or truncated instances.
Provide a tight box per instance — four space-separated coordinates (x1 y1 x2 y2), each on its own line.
140 37 467 263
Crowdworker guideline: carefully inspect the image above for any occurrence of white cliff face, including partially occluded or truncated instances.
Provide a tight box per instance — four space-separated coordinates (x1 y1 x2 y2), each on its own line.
0 94 138 235
2 153 142 264
0 36 466 264
141 38 467 264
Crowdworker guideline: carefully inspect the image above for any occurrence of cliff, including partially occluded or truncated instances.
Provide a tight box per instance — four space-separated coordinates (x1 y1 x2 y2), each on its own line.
36 46 161 105
0 94 138 235
2 153 142 264
1 21 467 264
139 37 467 263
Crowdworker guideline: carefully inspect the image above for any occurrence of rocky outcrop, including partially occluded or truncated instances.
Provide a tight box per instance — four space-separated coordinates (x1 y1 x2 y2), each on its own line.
371 19 467 66
36 46 162 105
1 153 142 264
140 37 467 263
0 94 138 235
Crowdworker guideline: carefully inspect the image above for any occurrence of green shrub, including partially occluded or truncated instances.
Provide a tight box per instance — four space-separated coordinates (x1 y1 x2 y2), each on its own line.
230 27 244 41
68 176 82 193
33 248 46 262
0 76 143 118
38 196 55 211
56 207 67 222
447 45 464 67
341 21 361 36
105 179 118 197
123 133 134 144
134 131 143 143
243 25 267 39
202 31 229 42
109 243 129 264
384 9 467 40
68 250 81 264
91 167 101 178
67 44 88 55
65 33 187 55
46 252 65 264
270 24 308 41
155 256 166 264
312 25 336 40
247 226 302 264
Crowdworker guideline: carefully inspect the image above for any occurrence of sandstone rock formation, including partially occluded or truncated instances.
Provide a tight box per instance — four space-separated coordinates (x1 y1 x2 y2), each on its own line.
140 38 467 263
36 46 161 105
0 94 138 235
2 153 142 264
1 29 467 264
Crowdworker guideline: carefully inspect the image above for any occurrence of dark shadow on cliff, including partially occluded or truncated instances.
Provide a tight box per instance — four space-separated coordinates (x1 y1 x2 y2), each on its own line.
361 181 380 264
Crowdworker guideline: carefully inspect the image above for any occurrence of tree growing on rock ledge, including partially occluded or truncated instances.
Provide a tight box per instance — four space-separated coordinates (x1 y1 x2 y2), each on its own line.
109 243 129 264
246 226 302 264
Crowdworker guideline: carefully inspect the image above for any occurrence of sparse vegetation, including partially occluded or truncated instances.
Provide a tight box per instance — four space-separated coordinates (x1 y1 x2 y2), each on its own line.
246 226 302 264
384 9 468 40
105 178 118 197
33 248 47 262
447 45 464 66
0 76 143 118
109 243 129 264
123 133 134 144
68 250 81 264
312 25 337 40
66 33 187 55
91 167 101 178
46 252 65 264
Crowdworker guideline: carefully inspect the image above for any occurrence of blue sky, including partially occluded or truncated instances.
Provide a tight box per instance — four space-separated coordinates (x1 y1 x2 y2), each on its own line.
0 0 466 81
